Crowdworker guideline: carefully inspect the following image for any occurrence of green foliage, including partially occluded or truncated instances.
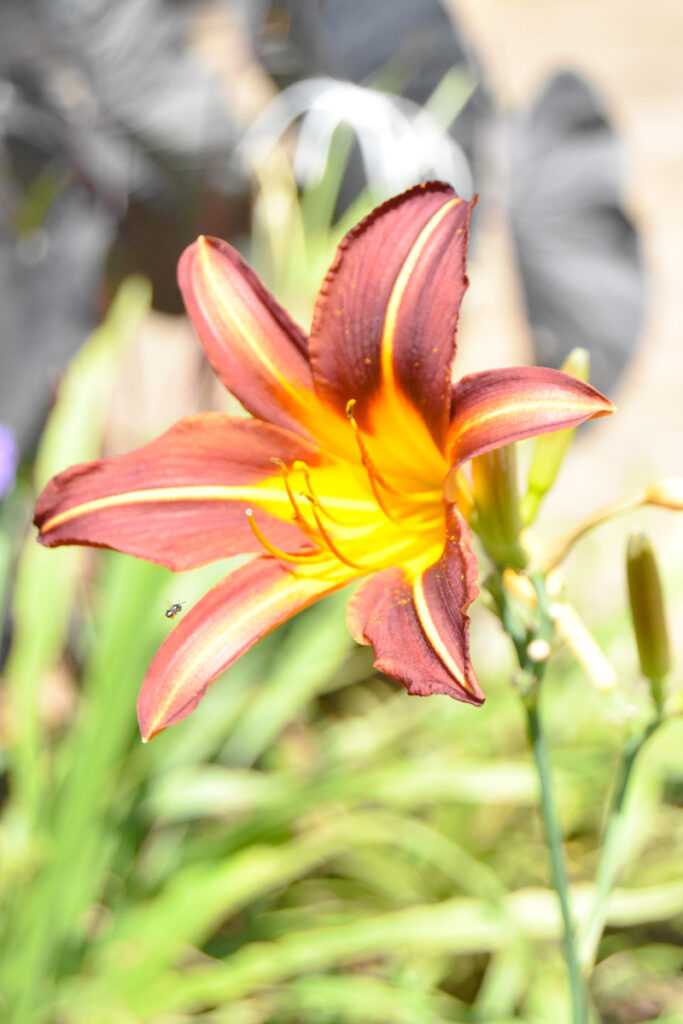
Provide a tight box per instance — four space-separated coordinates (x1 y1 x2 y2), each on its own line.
0 231 681 1023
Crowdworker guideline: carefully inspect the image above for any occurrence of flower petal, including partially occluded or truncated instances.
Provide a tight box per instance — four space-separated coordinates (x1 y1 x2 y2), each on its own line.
34 415 319 570
309 181 476 447
447 366 615 467
346 506 484 705
179 237 321 435
138 557 340 740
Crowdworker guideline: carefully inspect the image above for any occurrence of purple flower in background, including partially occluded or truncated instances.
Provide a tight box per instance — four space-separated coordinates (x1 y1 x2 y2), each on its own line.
0 425 18 500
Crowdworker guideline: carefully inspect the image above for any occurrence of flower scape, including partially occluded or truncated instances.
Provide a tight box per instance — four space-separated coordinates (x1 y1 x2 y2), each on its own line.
34 182 614 740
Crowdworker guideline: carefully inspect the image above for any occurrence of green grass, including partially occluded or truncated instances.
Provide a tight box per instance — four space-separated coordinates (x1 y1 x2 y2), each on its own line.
0 277 681 1021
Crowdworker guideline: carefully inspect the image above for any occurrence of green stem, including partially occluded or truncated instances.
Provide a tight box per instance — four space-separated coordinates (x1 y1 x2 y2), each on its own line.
494 571 587 1022
579 712 661 970
524 692 587 1024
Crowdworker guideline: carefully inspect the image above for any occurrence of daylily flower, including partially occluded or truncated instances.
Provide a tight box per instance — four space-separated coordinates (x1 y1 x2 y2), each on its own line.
34 182 614 740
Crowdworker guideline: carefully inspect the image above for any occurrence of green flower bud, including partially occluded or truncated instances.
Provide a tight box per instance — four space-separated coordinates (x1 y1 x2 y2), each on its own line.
472 444 526 569
522 348 590 525
626 531 671 701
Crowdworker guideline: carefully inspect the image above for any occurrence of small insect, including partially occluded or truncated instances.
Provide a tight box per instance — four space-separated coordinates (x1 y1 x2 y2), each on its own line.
165 601 185 619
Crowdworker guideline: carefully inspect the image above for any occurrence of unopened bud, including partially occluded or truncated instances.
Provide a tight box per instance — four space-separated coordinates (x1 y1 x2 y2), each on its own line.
626 531 671 699
471 445 526 569
522 348 590 525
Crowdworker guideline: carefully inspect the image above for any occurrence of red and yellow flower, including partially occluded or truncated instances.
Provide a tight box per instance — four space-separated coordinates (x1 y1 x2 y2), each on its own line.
34 182 614 740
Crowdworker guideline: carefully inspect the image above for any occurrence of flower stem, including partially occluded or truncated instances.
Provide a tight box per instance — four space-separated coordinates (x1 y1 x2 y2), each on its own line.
526 575 587 1023
579 713 661 970
491 571 588 1022
524 690 587 1024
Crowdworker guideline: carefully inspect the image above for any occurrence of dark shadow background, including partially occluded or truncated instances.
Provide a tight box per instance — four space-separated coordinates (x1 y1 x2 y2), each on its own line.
0 0 646 461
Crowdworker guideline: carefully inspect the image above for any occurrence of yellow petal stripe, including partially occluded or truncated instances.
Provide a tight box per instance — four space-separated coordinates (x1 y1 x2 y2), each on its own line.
198 238 319 427
38 485 286 533
139 563 345 740
38 477 382 535
412 569 474 695
380 197 462 393
457 397 600 443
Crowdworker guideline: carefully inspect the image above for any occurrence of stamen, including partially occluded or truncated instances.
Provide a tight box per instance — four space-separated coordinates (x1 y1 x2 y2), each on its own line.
270 457 314 535
291 460 350 526
302 496 370 571
345 401 398 493
345 400 401 522
245 509 321 564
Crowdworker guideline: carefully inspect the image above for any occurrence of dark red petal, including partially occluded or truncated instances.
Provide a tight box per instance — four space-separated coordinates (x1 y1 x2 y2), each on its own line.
447 366 615 466
346 506 484 704
178 237 318 435
309 182 476 447
34 415 318 570
138 557 340 739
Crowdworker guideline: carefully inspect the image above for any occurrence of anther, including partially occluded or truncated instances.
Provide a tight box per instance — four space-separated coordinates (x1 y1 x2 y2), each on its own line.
245 508 320 564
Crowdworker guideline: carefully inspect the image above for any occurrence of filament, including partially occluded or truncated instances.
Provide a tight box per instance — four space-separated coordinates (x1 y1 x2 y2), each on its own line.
302 496 369 570
345 400 401 522
245 508 321 564
292 460 351 526
270 457 316 536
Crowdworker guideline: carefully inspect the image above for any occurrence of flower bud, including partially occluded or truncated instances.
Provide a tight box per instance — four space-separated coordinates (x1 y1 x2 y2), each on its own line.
471 444 526 569
522 348 590 524
626 531 671 698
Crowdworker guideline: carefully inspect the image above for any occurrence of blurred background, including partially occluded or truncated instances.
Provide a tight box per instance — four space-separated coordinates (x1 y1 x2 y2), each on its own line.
0 1 681 1021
